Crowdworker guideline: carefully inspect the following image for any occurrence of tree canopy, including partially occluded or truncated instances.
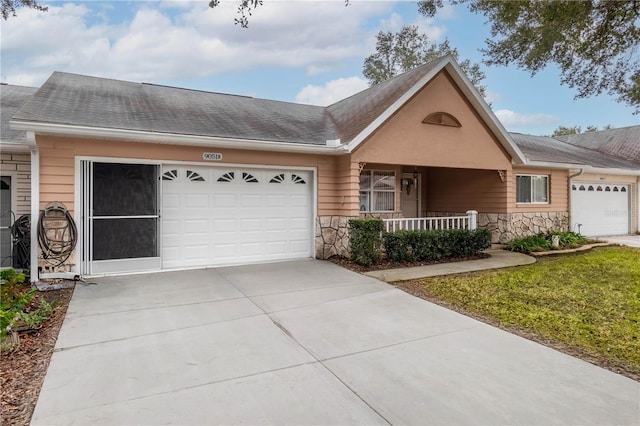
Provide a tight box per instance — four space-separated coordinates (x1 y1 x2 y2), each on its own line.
551 124 612 137
210 0 639 113
362 25 486 97
1 0 46 19
418 0 640 113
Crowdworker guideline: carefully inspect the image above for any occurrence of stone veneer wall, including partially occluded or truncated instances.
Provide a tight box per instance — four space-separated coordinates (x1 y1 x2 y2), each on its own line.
425 211 569 244
315 212 404 259
315 216 355 259
315 211 569 258
480 212 569 244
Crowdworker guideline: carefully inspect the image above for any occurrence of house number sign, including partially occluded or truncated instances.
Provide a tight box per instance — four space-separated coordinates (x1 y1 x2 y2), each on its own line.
202 152 223 161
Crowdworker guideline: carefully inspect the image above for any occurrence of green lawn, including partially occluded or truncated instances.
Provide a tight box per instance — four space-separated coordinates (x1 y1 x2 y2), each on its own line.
404 246 640 379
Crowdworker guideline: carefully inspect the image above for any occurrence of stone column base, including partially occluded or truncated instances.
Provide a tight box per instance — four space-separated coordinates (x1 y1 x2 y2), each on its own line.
315 216 357 259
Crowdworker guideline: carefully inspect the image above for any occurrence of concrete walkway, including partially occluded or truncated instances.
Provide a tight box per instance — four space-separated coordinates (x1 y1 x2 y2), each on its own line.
32 260 639 425
365 249 535 282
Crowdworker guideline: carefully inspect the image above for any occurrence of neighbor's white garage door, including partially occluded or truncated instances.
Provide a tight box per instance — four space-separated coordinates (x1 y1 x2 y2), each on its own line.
162 165 313 268
571 183 630 236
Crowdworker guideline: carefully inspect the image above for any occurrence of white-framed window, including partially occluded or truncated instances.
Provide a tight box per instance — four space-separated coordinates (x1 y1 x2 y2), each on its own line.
360 170 395 212
516 174 549 204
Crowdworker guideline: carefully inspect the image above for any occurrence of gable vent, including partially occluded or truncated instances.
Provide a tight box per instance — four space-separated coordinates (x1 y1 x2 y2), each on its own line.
422 112 461 127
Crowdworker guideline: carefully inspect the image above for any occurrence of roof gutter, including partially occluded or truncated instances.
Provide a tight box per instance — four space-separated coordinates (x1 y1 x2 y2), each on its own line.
524 160 640 176
10 121 350 155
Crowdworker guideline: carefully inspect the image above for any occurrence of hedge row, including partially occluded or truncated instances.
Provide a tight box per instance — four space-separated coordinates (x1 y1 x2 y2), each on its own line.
348 219 492 265
383 228 491 263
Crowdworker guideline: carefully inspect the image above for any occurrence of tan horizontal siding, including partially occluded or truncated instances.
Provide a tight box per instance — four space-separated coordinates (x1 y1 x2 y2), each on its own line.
35 135 354 217
426 167 508 213
41 165 75 176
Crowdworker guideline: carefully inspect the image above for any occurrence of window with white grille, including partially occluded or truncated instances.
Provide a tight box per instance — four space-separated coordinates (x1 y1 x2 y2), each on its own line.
359 170 395 212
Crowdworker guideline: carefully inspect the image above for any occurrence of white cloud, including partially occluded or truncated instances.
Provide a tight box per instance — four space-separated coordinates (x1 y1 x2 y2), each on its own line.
375 11 446 41
494 109 559 130
0 1 394 86
295 76 369 106
412 16 446 41
484 90 502 104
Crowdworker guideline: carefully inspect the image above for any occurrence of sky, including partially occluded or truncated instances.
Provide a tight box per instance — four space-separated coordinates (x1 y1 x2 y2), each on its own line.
1 0 638 136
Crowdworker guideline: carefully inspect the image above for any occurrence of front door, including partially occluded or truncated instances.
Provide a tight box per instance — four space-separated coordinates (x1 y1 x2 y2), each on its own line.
401 173 420 218
81 161 161 275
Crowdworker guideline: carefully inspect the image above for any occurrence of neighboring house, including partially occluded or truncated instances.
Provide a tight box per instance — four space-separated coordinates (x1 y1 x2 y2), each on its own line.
5 55 640 281
0 84 38 267
511 129 640 237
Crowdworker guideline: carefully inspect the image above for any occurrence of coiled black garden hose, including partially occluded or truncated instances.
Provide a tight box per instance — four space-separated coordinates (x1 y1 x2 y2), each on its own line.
37 202 78 268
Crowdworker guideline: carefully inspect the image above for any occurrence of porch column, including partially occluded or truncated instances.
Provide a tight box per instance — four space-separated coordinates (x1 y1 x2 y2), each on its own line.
466 210 478 230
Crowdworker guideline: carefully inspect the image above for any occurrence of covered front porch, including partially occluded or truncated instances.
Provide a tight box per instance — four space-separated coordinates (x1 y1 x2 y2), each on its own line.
314 163 568 259
362 163 567 242
358 164 505 225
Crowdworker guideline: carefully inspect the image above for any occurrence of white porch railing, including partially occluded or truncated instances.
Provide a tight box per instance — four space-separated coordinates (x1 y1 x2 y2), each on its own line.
383 210 478 233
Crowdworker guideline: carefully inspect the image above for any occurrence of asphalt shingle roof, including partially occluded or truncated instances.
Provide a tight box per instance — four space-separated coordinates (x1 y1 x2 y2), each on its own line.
7 61 638 174
1 84 38 143
12 58 448 147
556 126 640 167
510 132 640 171
13 72 334 145
327 60 441 143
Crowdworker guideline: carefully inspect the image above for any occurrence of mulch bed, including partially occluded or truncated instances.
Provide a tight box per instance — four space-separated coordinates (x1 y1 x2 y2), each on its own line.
328 252 490 273
1 287 74 426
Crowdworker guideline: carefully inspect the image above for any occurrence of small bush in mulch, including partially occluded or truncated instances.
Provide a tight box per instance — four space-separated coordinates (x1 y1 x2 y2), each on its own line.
0 288 73 425
505 231 591 253
348 218 384 266
1 269 55 350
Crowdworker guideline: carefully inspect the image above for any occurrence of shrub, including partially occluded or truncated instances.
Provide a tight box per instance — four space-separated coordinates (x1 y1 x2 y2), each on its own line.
383 228 491 263
506 231 589 253
349 219 384 266
1 268 34 341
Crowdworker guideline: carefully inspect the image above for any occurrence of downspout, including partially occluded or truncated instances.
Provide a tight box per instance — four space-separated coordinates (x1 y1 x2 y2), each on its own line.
26 132 39 283
567 169 584 233
569 168 584 180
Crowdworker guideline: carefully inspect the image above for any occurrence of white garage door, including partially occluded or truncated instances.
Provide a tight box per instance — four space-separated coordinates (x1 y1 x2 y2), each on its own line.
571 183 630 236
162 165 313 269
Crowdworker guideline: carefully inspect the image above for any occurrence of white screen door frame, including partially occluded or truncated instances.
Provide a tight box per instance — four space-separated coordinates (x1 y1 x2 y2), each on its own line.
80 160 161 275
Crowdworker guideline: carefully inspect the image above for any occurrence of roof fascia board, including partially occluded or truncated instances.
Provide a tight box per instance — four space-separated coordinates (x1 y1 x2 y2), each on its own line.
522 160 640 176
442 62 527 164
10 121 348 155
0 141 31 153
345 56 449 152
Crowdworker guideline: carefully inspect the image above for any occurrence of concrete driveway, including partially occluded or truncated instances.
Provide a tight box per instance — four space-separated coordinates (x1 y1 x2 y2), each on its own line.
33 260 639 425
603 234 640 248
